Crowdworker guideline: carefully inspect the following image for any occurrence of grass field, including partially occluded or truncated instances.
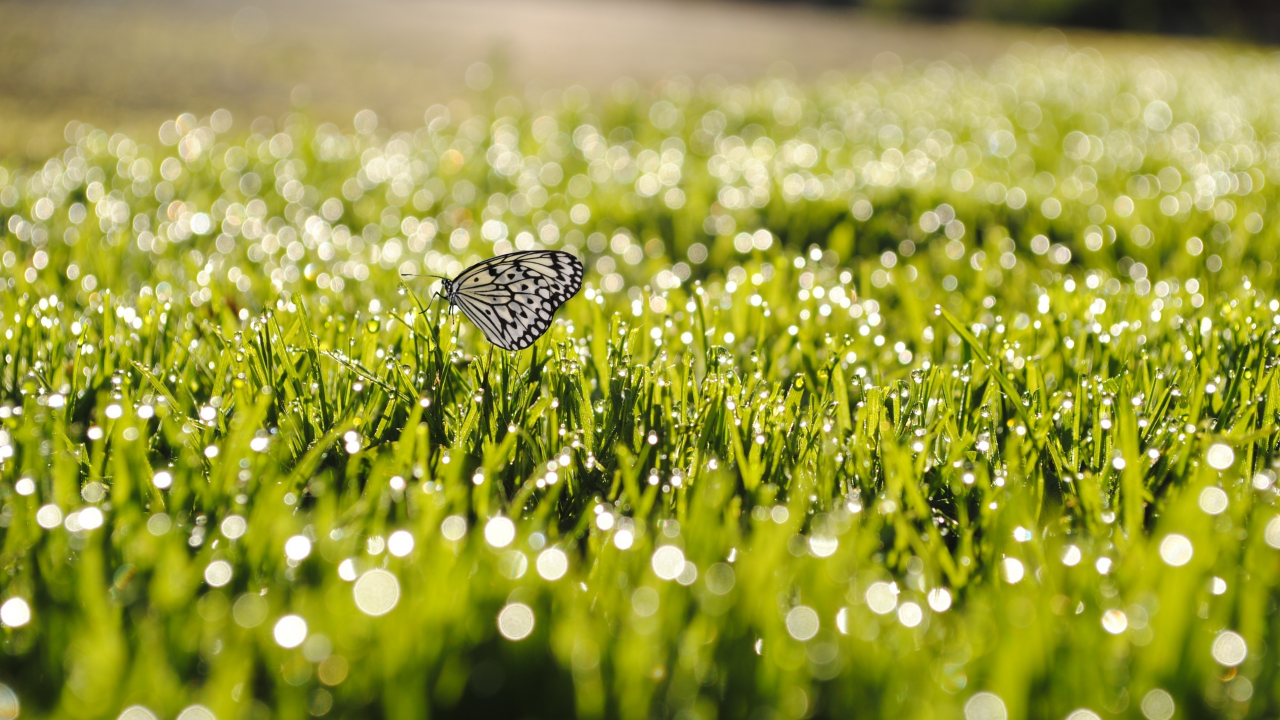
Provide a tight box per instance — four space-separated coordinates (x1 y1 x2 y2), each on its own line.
3 41 1280 720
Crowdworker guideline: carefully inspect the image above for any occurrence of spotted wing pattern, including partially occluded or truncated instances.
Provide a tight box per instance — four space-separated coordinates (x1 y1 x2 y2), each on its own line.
445 250 584 351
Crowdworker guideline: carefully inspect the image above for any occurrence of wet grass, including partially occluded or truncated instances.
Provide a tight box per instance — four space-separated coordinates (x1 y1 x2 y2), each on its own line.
2 42 1280 720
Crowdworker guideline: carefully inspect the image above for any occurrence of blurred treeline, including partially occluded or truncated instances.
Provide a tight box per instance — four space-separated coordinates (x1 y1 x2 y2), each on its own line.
812 0 1280 42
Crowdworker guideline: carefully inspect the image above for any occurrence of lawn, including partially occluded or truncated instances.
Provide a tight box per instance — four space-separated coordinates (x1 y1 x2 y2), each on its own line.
2 42 1280 720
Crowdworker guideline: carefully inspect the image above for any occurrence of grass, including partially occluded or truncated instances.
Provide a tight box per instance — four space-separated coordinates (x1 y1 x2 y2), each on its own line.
2 42 1280 720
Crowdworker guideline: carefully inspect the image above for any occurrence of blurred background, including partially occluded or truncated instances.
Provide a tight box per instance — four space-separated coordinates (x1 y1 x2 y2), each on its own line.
0 0 1271 161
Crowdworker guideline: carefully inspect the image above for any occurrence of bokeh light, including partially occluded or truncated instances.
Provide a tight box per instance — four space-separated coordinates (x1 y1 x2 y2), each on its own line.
1101 609 1128 634
204 560 233 587
116 706 158 720
175 706 216 720
865 582 898 615
705 563 735 595
273 614 308 648
221 515 247 539
1140 690 1175 720
1205 443 1235 470
1001 558 1025 584
536 548 569 581
0 598 30 628
1158 534 1193 566
785 606 819 641
497 603 535 641
897 602 923 628
651 546 685 581
440 515 467 541
484 516 516 548
1266 517 1280 549
353 570 400 616
284 535 313 561
387 530 415 557
0 686 16 720
1212 630 1247 666
36 504 62 529
1198 487 1228 515
965 692 1007 720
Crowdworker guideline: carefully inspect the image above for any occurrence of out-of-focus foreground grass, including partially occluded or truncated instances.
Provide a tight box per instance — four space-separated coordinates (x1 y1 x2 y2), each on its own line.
2 42 1280 720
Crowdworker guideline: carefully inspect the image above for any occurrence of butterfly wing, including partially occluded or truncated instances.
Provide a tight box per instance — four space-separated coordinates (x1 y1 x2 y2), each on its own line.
447 250 584 351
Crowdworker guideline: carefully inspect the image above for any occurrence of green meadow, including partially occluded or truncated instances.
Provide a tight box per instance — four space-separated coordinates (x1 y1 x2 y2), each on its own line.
2 43 1280 719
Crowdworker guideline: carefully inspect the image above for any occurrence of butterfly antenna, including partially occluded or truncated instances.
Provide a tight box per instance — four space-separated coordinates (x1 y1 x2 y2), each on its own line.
400 272 447 280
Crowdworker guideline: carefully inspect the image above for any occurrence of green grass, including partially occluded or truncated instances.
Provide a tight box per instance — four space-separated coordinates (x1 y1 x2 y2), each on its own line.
2 43 1280 720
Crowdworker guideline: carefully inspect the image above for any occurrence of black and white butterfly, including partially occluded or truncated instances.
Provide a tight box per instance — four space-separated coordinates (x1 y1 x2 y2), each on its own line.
436 250 584 351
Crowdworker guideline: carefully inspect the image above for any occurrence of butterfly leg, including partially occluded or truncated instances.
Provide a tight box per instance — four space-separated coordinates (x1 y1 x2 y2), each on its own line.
426 290 442 325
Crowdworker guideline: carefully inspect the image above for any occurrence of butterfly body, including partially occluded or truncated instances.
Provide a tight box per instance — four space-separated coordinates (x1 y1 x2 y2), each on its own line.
440 250 584 351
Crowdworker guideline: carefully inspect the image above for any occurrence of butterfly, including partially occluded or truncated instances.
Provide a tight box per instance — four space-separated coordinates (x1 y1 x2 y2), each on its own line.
437 250 584 351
